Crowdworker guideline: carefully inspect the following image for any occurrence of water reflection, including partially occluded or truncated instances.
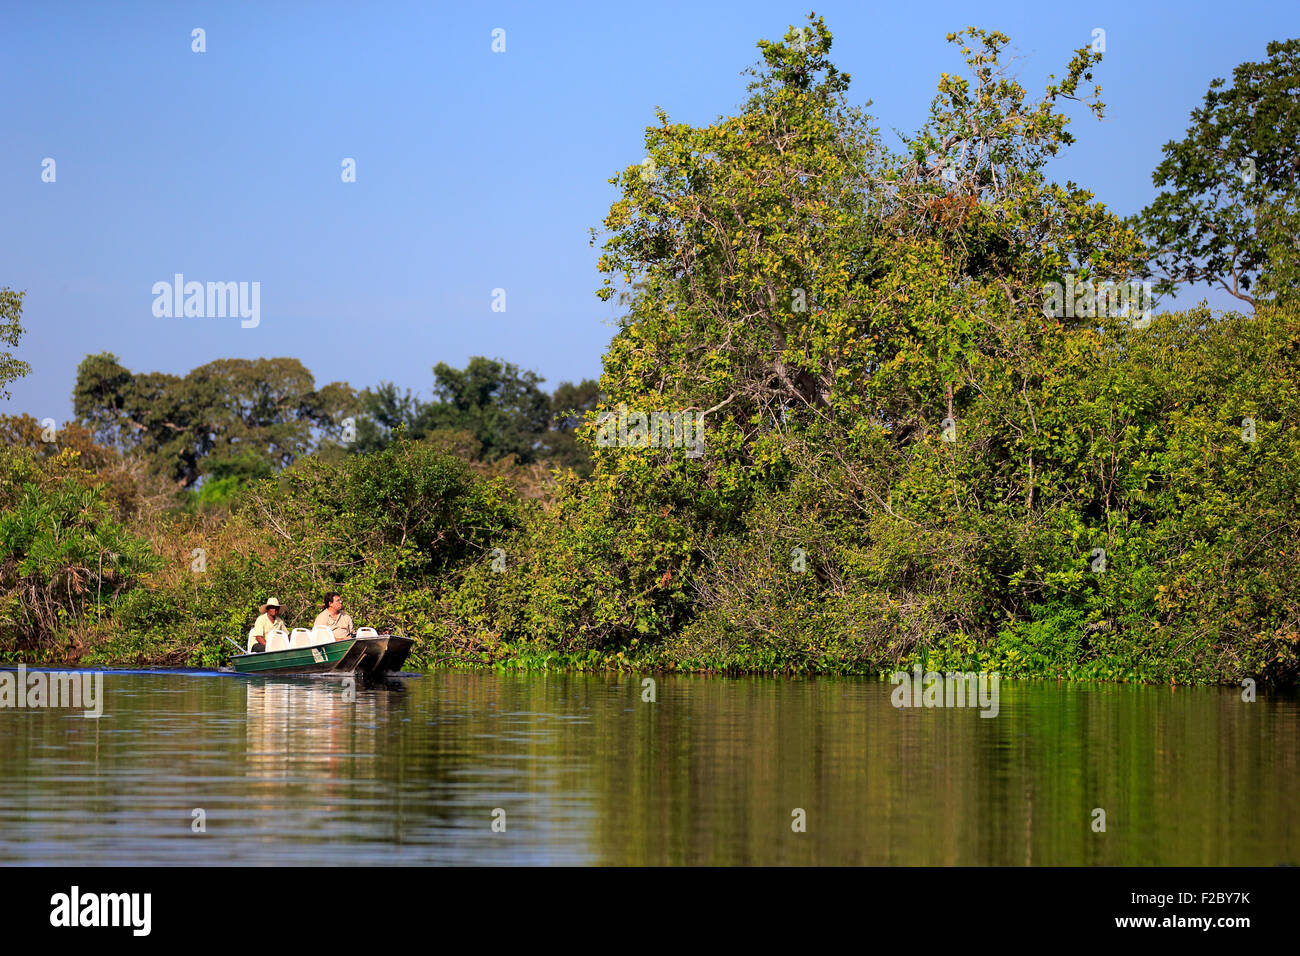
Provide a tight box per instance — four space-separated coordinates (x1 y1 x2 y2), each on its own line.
244 679 381 776
0 671 1294 865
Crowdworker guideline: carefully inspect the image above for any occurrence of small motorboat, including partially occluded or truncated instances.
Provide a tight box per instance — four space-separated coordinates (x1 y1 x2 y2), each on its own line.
229 626 414 678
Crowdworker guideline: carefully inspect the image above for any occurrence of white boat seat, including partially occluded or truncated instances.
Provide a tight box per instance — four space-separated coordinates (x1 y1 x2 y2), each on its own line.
310 625 335 646
265 631 290 652
289 628 313 648
357 627 378 639
248 627 289 652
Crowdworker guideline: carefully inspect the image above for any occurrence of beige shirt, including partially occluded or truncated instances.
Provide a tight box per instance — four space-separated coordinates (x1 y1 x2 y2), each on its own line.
312 609 355 641
250 612 286 642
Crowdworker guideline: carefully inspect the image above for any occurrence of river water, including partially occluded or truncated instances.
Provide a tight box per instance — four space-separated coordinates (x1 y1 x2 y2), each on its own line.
0 670 1295 865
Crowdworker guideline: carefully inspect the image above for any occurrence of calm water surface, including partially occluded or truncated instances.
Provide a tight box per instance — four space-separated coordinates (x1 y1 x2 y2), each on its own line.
0 670 1296 865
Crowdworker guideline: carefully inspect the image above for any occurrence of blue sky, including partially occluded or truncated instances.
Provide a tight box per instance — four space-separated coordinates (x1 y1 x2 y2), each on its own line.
2 0 1295 422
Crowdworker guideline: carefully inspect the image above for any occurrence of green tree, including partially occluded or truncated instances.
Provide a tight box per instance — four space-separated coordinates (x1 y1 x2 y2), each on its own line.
71 353 134 447
349 381 424 454
351 370 599 471
72 354 356 488
452 18 1151 665
418 357 552 463
595 21 1137 459
0 288 32 400
190 450 275 509
543 378 602 473
1134 37 1300 307
0 462 156 651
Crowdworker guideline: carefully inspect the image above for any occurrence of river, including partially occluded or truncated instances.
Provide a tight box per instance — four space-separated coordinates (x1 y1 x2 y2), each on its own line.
0 670 1295 865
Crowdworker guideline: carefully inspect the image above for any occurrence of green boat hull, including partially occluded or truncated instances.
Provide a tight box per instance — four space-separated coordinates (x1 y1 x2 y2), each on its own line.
231 635 414 677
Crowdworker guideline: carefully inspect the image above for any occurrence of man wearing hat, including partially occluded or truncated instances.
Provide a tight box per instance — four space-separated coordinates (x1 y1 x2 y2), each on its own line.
249 597 287 653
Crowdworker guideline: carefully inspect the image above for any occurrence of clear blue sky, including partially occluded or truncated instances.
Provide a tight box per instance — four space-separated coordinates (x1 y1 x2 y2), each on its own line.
2 0 1295 422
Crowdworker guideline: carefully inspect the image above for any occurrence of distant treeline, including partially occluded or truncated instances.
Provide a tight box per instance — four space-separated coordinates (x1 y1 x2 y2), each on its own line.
70 352 601 492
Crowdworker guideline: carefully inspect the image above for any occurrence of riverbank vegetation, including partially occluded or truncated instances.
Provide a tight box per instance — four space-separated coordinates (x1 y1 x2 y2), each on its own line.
2 19 1298 684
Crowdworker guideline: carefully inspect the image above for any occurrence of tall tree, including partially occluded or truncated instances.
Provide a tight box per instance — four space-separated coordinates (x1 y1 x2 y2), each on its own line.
71 353 133 447
350 381 424 454
1134 37 1300 307
418 357 552 463
351 369 599 469
594 20 1138 462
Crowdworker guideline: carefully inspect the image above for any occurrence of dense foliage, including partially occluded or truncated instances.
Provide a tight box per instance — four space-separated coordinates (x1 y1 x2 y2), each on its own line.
2 19 1297 685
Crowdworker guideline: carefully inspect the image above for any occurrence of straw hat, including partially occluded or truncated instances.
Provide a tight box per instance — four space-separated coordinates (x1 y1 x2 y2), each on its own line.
259 597 283 613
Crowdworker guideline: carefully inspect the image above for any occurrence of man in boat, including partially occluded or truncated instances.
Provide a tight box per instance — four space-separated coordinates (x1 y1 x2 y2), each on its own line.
249 597 287 653
312 591 356 642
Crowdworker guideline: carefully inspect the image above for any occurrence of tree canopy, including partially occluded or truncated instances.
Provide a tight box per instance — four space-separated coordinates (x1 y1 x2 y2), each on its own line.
1135 37 1300 307
351 357 600 470
73 354 355 488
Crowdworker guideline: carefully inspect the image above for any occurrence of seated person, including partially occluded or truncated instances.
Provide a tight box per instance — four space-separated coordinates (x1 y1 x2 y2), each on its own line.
249 597 287 652
312 591 356 642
